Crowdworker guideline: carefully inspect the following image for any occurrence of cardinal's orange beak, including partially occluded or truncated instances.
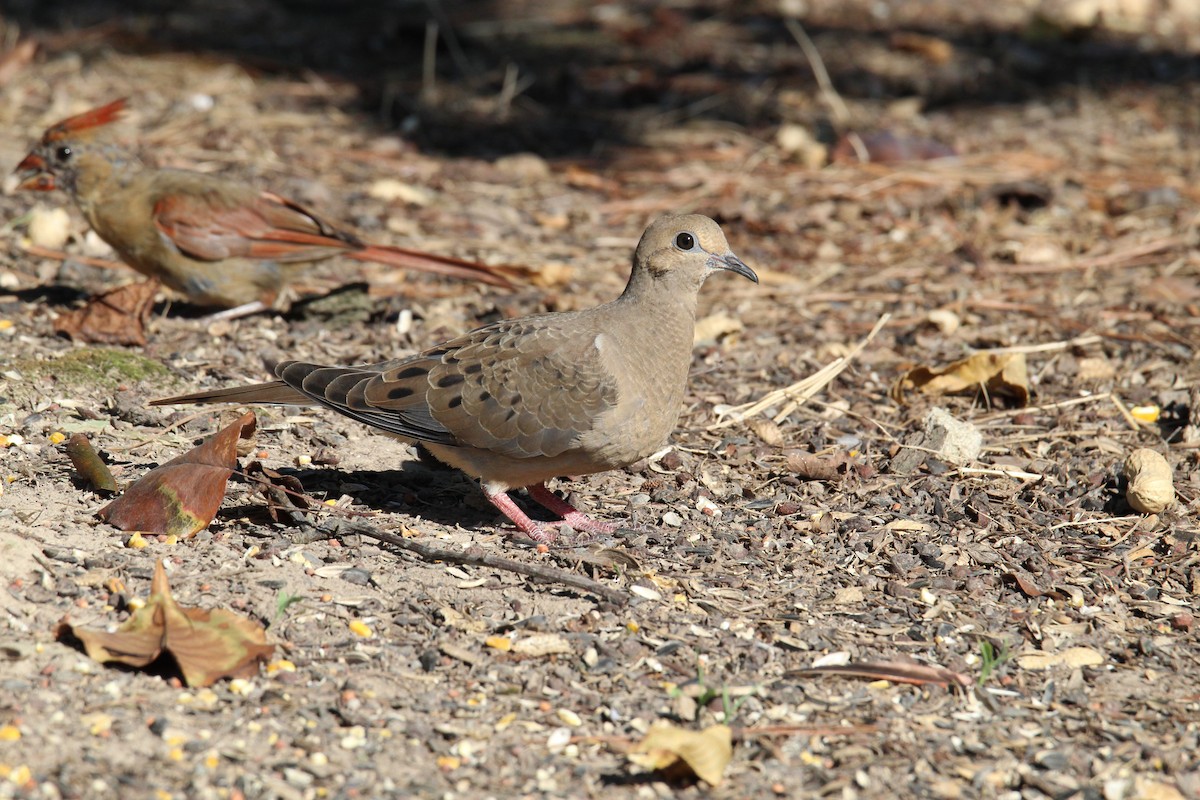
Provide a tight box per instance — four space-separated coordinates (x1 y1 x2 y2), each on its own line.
14 153 55 191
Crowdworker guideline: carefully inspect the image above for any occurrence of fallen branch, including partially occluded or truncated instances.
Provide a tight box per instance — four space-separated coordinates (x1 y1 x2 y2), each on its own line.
339 520 630 607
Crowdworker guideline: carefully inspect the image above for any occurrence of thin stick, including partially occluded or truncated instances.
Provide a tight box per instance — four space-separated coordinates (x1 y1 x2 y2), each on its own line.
977 392 1113 422
21 243 130 272
979 335 1103 355
340 520 629 607
784 18 852 126
711 313 889 428
1108 394 1143 432
952 466 1046 481
422 21 438 101
784 17 868 161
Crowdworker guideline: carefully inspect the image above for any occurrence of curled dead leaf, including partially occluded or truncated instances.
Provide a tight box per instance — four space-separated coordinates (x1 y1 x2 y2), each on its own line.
55 559 274 687
98 412 256 537
53 280 160 346
892 352 1029 407
786 450 849 481
628 723 733 786
693 312 743 347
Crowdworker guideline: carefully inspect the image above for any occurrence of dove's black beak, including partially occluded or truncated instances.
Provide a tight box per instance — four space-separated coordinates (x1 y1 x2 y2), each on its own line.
711 252 758 283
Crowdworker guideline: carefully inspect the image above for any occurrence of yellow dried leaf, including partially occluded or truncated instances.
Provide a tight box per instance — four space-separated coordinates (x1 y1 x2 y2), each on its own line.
348 620 373 638
628 723 733 786
893 352 1028 406
485 635 512 651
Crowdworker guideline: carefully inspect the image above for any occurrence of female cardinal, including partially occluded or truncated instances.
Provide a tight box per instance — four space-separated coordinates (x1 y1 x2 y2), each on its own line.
14 99 513 315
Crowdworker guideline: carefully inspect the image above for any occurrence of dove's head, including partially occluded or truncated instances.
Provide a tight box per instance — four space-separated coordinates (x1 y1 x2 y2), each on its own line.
631 214 757 293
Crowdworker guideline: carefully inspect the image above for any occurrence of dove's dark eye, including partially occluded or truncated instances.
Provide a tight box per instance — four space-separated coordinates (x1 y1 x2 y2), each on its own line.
674 232 695 250
54 146 72 163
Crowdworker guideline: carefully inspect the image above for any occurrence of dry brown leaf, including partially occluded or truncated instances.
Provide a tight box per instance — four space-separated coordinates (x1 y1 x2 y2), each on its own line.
628 723 733 786
786 450 849 481
1017 647 1104 670
53 280 160 346
892 352 1029 406
693 312 743 346
98 412 256 537
55 559 274 687
833 130 956 163
747 418 784 447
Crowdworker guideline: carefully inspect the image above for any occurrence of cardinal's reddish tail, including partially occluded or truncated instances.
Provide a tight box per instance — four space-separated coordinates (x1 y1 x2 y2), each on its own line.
349 245 515 288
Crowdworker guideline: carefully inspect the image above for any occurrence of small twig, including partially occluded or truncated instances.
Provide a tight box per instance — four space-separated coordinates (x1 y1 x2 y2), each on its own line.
783 16 868 162
783 17 853 128
421 20 438 101
1109 394 1144 432
952 466 1046 481
712 313 889 428
977 392 1113 423
732 724 879 740
21 243 130 272
979 335 1104 355
339 520 629 607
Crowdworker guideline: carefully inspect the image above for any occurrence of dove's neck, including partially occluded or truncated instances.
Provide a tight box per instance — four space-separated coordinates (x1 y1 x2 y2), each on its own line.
608 263 704 357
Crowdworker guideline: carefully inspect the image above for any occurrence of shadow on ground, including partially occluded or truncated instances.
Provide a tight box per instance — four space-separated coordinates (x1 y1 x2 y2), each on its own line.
6 0 1200 157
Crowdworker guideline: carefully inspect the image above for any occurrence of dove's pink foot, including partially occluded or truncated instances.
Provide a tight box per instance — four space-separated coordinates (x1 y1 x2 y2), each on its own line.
482 483 615 544
527 484 616 535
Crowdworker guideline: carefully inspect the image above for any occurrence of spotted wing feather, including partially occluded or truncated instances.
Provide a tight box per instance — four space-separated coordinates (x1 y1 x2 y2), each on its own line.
270 315 619 459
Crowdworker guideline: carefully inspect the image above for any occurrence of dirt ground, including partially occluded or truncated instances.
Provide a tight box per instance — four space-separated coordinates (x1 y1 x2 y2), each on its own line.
1 1 1199 798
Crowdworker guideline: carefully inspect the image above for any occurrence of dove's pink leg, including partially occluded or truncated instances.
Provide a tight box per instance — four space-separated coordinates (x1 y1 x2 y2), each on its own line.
482 486 563 543
481 484 616 543
527 484 617 535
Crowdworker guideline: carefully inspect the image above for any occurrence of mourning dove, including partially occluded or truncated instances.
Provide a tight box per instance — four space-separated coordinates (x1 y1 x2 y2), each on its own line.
152 214 757 542
14 98 512 315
